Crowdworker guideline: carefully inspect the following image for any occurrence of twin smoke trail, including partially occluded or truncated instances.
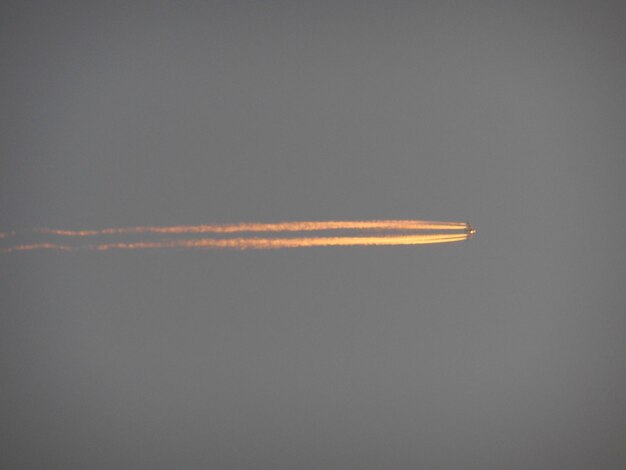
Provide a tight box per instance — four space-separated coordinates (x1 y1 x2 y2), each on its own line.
0 219 475 253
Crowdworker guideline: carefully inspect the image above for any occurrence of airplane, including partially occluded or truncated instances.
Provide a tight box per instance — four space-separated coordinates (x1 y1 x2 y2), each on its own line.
465 222 476 238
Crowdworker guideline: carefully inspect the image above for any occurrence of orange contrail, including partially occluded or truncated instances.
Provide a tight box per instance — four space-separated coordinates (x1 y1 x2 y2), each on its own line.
87 233 469 251
0 243 77 253
1 219 474 253
35 219 467 237
1 233 468 253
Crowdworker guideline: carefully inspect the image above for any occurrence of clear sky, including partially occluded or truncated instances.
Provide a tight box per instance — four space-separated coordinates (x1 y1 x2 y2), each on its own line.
2 1 625 468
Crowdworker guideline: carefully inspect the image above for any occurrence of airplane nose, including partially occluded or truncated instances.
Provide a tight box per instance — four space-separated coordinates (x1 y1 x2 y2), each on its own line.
466 223 476 238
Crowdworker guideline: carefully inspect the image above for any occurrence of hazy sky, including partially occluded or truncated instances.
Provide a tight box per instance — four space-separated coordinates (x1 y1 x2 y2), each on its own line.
2 1 625 468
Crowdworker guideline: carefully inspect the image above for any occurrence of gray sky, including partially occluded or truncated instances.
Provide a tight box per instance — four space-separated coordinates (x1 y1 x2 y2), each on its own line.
2 1 625 468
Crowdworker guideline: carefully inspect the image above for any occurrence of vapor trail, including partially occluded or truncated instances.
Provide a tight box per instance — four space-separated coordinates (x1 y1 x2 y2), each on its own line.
2 219 474 253
1 233 468 253
1 243 76 253
91 233 469 251
35 219 467 237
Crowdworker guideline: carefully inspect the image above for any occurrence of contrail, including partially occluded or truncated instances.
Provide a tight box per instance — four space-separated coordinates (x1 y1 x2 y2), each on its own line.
1 219 475 253
88 233 470 251
1 243 77 253
1 233 468 253
34 219 467 236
